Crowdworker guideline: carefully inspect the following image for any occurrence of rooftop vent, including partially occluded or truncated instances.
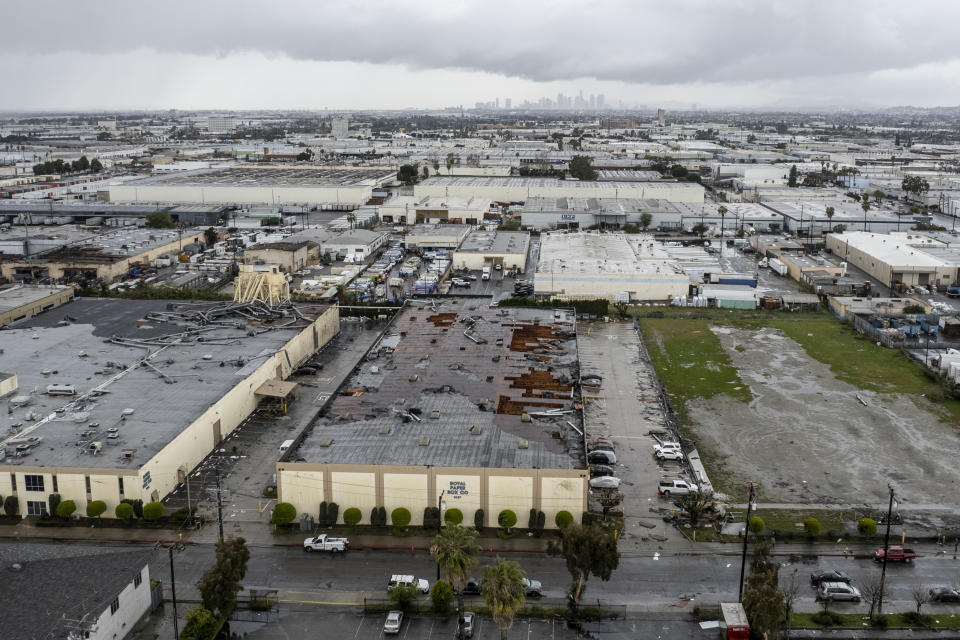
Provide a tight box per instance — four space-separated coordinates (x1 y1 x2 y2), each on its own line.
469 425 482 435
418 437 430 446
378 426 392 435
518 439 529 449
319 438 333 447
430 411 440 419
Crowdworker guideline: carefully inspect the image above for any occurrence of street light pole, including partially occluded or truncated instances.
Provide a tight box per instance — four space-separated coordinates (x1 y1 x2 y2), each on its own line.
738 482 757 602
877 485 895 615
169 546 179 640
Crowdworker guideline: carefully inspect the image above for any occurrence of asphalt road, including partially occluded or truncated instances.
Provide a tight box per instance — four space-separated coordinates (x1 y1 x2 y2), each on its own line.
152 544 960 614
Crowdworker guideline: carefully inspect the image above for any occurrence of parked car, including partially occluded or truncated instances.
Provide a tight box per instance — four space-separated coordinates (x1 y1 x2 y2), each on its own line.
589 464 615 477
929 587 960 602
388 574 430 593
589 476 622 489
658 479 698 496
653 441 681 454
302 533 349 552
587 442 615 453
656 448 684 462
451 277 470 287
463 577 481 595
522 577 543 597
587 450 617 465
463 611 475 637
462 274 477 281
817 581 861 602
810 570 850 586
384 611 403 634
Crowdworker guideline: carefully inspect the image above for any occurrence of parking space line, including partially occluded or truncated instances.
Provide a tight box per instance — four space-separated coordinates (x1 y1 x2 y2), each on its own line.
353 616 365 639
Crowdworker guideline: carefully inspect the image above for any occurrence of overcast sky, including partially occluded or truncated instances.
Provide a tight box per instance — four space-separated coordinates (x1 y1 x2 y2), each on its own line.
4 0 960 112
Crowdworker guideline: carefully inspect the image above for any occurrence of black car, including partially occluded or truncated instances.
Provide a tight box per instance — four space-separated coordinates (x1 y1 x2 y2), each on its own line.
930 587 960 602
589 464 614 478
810 570 851 585
463 577 481 595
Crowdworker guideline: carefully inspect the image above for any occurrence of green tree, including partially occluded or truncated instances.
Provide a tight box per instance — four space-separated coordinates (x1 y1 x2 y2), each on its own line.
431 525 479 638
325 502 339 527
639 212 653 230
203 227 218 247
143 502 165 521
481 558 527 640
555 510 574 529
825 206 835 226
397 164 419 185
444 508 463 525
902 175 930 199
178 606 222 640
392 507 412 529
803 517 821 538
547 524 620 607
343 507 362 526
498 510 517 533
742 548 786 640
691 223 708 238
86 500 107 518
788 165 798 187
861 196 871 230
90 158 104 172
669 164 688 179
115 502 134 519
145 211 176 229
568 156 598 181
197 537 251 621
431 579 454 613
423 506 441 530
4 495 18 517
56 500 77 519
474 508 484 530
48 493 61 516
389 583 419 610
272 502 296 526
422 166 430 180
749 516 765 534
675 490 715 527
76 155 90 171
858 517 878 536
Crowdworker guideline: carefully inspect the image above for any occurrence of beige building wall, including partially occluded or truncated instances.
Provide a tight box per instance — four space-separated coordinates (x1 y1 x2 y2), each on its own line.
535 271 689 301
330 471 377 523
541 476 587 527
383 471 429 526
111 184 372 206
1 469 136 517
436 473 481 525
452 252 527 271
0 288 74 327
245 246 310 272
488 475 533 526
279 469 324 516
0 373 18 398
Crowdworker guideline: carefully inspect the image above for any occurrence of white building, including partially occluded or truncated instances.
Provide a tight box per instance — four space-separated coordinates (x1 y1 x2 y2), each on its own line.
414 177 704 204
452 230 531 271
331 116 349 138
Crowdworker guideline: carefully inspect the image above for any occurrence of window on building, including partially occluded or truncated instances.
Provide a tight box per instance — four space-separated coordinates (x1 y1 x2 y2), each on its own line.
10 474 16 492
24 475 44 492
85 476 91 494
52 475 58 493
118 477 124 496
110 597 119 614
26 501 47 516
134 572 142 588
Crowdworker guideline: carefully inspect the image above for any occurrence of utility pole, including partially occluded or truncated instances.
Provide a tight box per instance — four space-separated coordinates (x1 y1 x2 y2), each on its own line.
216 468 224 543
436 490 445 581
738 482 757 601
169 546 180 640
877 485 895 615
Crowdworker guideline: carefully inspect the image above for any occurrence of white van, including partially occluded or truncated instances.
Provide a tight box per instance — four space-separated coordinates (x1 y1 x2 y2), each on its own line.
482 266 491 280
279 439 295 455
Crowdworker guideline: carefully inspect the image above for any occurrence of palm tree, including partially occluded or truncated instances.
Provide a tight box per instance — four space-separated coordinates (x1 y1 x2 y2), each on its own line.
431 525 479 639
861 197 871 231
717 205 728 257
825 206 835 233
346 212 356 231
481 558 526 640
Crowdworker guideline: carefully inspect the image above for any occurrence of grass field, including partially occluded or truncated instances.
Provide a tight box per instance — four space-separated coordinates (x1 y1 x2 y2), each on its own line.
637 310 960 425
791 611 960 629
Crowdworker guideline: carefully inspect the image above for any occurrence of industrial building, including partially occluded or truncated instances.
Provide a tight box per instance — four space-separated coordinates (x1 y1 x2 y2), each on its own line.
765 201 906 235
0 298 339 518
379 196 492 225
414 177 704 204
244 240 315 272
0 227 206 282
534 232 690 301
109 166 396 207
826 231 960 289
0 200 227 226
404 224 472 250
671 202 784 234
521 197 679 230
278 299 587 529
0 284 74 327
452 230 531 271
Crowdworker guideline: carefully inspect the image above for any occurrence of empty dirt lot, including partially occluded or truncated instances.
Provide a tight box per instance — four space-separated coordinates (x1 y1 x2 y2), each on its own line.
687 325 960 506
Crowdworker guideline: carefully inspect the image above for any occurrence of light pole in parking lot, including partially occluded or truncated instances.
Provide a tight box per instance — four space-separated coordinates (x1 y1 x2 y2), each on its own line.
737 482 758 602
877 484 896 615
436 490 446 580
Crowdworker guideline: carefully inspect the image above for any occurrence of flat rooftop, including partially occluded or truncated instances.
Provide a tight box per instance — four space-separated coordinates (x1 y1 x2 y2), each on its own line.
537 232 685 276
419 176 704 192
118 165 396 188
765 201 902 222
831 232 950 267
672 202 782 220
523 197 677 214
597 170 663 181
405 224 472 240
291 299 582 469
0 284 71 314
0 298 330 470
457 230 530 255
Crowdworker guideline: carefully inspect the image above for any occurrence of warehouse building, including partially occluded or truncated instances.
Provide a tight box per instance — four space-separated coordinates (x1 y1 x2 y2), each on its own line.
244 240 315 272
826 231 960 289
521 197 679 230
110 166 396 207
0 284 74 327
765 201 905 236
379 196 492 225
414 177 704 204
404 224 472 250
1 227 206 282
672 202 784 234
0 201 227 227
0 298 339 518
452 230 531 271
278 299 587 529
534 232 689 301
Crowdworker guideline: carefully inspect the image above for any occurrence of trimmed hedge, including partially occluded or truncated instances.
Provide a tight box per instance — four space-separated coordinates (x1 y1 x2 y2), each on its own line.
444 508 463 525
56 500 77 518
86 500 107 518
343 508 363 526
115 503 134 519
555 511 574 529
749 516 765 533
272 502 297 526
858 517 878 536
474 508 484 530
391 507 411 528
143 502 165 521
498 509 517 529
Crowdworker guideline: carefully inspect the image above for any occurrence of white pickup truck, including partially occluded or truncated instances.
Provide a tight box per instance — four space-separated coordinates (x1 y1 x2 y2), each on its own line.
303 534 349 552
388 574 430 594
